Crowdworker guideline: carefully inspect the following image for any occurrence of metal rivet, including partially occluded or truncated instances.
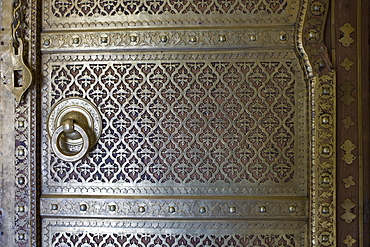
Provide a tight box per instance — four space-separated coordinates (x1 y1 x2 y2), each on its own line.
219 35 226 42
80 204 87 211
322 206 330 214
130 35 137 42
160 35 167 43
18 233 25 240
199 207 206 213
18 177 25 184
168 206 175 213
51 204 58 210
190 36 197 43
322 235 329 242
322 176 331 184
279 34 287 41
18 149 25 157
322 117 329 124
101 36 108 44
138 206 145 213
249 35 257 41
72 37 79 44
18 120 24 128
18 206 25 212
309 31 317 39
259 206 267 213
322 88 330 95
44 39 50 46
318 60 326 68
322 147 330 155
229 206 236 213
289 205 296 213
109 205 116 211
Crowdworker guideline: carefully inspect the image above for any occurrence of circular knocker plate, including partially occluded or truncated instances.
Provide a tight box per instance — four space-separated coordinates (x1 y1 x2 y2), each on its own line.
47 97 102 161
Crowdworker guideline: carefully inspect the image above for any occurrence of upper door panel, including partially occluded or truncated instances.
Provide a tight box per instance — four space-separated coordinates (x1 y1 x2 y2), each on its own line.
43 0 300 30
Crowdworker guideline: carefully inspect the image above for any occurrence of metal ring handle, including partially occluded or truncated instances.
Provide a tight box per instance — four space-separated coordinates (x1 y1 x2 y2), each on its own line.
51 123 90 162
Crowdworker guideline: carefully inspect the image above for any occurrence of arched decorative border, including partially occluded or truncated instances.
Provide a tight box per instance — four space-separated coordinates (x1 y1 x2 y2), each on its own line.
300 0 336 246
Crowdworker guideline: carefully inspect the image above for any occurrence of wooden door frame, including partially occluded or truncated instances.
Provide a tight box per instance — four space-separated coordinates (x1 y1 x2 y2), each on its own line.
325 0 370 245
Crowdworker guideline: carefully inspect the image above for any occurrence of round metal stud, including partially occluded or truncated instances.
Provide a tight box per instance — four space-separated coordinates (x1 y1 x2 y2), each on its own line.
322 147 330 155
168 206 175 213
18 233 25 240
109 205 116 211
18 206 25 212
138 206 145 213
322 176 331 184
72 37 80 44
160 35 167 43
318 59 326 68
249 35 257 41
219 35 226 42
18 177 25 185
229 206 236 213
199 207 206 213
312 2 324 15
17 148 25 157
190 36 197 43
322 88 330 95
289 205 296 213
44 39 50 46
322 206 330 214
322 117 330 124
309 31 317 39
101 36 108 44
80 204 87 211
18 120 24 128
130 35 137 42
259 206 267 213
321 235 329 242
279 33 287 41
51 204 58 210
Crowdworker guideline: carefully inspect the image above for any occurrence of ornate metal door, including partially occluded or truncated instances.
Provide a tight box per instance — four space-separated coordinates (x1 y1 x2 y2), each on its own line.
0 0 336 246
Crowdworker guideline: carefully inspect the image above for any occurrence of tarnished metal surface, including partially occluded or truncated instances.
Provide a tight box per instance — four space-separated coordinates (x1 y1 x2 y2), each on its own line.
41 51 308 195
0 0 336 246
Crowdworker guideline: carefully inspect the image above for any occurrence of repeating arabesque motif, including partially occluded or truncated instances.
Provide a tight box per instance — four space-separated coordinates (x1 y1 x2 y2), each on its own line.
51 0 289 18
43 55 305 190
50 232 296 247
42 219 307 246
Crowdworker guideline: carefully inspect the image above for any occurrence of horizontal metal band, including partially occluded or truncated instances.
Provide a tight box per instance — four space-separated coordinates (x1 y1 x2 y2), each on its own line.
40 197 308 219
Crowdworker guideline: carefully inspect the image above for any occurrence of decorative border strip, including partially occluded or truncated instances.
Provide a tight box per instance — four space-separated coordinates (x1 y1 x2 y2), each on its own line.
41 29 294 52
12 0 39 246
299 0 336 246
40 197 308 219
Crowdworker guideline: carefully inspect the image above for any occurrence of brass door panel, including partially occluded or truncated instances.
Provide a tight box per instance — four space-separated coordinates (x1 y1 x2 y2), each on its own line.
41 51 308 195
33 0 334 246
43 0 299 30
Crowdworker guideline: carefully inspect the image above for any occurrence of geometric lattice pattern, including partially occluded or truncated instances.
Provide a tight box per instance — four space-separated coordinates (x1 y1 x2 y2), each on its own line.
51 0 289 18
51 232 296 247
47 59 297 185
